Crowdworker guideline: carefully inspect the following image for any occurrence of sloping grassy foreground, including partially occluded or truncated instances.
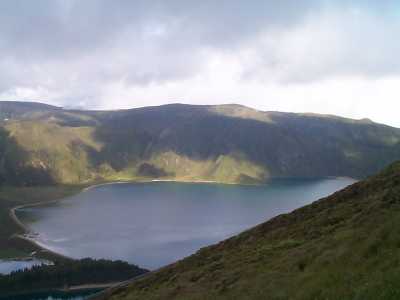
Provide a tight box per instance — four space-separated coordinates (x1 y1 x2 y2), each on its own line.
98 162 400 300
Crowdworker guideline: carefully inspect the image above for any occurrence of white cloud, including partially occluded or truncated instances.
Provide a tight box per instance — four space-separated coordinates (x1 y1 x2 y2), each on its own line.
1 1 400 127
88 71 400 128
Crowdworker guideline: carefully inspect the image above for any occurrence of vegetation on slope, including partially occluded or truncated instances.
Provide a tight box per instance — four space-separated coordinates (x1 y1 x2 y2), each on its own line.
1 101 400 186
4 121 102 183
1 102 400 298
0 258 148 296
98 161 400 300
0 101 60 121
0 127 54 186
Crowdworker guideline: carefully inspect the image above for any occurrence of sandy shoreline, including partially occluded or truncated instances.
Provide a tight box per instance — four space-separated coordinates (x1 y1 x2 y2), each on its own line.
9 196 80 261
8 181 139 262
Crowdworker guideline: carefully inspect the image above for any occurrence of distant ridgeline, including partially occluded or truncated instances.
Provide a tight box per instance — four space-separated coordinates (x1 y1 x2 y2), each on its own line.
1 101 400 185
0 258 148 297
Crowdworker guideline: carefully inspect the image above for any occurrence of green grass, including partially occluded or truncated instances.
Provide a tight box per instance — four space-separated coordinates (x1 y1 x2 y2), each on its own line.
2 101 400 187
1 102 400 298
3 120 270 185
98 162 400 300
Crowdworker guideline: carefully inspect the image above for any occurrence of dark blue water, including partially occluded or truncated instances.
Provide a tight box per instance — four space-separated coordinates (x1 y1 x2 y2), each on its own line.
18 179 355 270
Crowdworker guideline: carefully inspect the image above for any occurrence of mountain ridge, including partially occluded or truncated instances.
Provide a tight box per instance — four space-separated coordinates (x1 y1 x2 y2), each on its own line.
1 101 400 186
0 101 394 128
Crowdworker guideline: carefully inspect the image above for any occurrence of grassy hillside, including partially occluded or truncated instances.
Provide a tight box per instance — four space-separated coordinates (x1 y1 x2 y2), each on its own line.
97 161 400 300
0 126 55 186
1 101 400 185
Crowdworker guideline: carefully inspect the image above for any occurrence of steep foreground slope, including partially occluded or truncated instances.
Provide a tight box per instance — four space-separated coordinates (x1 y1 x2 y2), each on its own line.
97 162 400 300
1 101 400 185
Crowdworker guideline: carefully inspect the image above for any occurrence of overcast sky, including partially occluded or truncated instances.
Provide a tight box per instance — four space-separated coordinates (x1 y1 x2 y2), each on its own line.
0 0 399 126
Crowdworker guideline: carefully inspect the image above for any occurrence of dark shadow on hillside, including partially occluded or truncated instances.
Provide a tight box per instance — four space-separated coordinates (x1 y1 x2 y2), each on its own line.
88 105 400 179
0 127 55 186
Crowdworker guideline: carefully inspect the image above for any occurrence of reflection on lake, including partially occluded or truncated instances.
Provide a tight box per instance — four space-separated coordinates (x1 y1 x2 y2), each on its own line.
18 178 355 270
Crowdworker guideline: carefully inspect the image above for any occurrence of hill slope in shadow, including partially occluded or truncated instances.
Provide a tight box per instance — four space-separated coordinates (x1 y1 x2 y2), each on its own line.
98 161 400 300
1 101 400 185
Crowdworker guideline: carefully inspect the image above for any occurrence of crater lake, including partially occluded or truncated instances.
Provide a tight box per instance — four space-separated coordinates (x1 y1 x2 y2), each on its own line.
17 178 355 270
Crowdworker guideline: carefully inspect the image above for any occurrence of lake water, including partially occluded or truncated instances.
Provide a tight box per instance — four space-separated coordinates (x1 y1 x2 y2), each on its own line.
0 259 51 275
0 289 100 300
17 179 355 270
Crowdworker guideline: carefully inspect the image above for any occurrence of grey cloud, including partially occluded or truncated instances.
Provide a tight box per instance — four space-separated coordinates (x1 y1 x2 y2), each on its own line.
0 1 321 99
0 0 320 59
0 0 399 107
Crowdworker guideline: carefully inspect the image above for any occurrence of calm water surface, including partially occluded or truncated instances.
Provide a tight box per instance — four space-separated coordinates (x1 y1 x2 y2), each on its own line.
0 259 50 275
18 179 355 270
